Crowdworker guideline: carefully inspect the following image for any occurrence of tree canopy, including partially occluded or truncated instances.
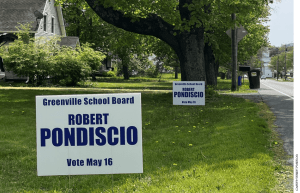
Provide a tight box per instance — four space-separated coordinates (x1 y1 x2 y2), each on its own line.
57 0 271 82
269 46 293 74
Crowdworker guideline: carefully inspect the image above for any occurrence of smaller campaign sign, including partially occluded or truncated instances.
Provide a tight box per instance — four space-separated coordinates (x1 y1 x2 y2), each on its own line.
36 93 142 176
173 81 205 105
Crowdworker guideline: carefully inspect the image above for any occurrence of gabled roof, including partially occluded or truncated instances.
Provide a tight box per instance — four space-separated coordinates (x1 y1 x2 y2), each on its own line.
59 36 80 48
0 0 46 32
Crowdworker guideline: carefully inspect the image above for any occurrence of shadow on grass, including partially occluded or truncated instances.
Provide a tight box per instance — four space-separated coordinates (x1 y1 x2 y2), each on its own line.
0 89 275 192
92 75 176 83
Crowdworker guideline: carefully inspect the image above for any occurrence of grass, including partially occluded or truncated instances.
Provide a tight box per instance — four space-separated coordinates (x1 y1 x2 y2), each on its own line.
0 73 255 94
0 74 179 91
269 78 294 82
0 74 290 192
216 78 258 94
256 103 293 192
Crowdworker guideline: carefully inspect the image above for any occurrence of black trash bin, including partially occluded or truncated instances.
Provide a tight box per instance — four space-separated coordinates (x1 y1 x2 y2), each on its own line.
248 68 260 89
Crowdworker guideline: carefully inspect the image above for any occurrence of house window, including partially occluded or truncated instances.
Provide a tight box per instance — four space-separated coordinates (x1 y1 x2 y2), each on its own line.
51 17 54 33
43 15 47 32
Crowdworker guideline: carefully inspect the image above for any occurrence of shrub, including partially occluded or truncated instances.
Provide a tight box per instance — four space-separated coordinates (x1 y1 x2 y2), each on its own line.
51 46 90 86
0 35 58 85
145 65 159 78
0 24 105 86
102 70 117 77
106 71 116 77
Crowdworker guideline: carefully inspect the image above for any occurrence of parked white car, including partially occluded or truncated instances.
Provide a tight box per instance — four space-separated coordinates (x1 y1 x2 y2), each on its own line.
261 75 266 80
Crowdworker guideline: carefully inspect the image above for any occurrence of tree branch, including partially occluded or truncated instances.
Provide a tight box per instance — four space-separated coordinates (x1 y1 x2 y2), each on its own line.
84 0 180 54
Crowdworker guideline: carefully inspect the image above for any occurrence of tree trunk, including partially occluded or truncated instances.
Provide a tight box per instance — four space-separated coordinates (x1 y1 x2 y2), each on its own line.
174 66 178 79
0 57 4 72
92 73 96 80
122 61 129 80
204 43 217 86
226 71 231 79
85 0 206 82
177 30 205 81
214 60 219 83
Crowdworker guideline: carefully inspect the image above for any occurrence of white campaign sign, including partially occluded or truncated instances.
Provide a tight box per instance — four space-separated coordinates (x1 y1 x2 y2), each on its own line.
173 81 205 105
36 93 143 176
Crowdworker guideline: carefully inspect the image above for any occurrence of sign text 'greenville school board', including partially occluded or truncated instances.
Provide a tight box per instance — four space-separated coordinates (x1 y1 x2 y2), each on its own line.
36 93 143 176
173 81 205 105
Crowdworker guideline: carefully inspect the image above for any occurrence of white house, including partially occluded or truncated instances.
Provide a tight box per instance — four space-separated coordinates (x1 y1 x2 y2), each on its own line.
261 49 273 78
0 0 79 81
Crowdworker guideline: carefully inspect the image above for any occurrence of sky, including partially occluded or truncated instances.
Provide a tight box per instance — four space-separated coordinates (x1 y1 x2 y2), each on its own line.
264 0 294 47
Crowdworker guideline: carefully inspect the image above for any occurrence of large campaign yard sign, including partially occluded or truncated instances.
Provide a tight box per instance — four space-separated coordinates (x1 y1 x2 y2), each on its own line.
173 81 205 105
36 93 142 176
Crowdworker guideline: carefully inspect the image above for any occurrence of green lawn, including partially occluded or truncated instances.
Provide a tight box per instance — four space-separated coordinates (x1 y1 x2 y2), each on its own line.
0 76 282 192
0 73 255 93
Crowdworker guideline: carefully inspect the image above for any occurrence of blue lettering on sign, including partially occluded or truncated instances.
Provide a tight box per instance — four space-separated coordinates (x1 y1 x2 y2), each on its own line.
52 128 63 146
112 97 134 104
42 96 136 106
95 127 106 146
83 97 110 105
43 98 82 106
68 113 109 125
66 158 113 166
107 127 119 145
65 128 75 146
86 158 102 166
67 159 84 166
182 88 195 91
40 126 138 147
174 92 204 98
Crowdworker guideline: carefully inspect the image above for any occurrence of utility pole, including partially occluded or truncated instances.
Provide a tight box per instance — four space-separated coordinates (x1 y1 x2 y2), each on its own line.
285 44 287 80
226 14 247 91
276 55 279 81
231 13 237 91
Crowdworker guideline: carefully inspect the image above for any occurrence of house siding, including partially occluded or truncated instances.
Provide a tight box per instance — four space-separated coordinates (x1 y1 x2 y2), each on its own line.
261 49 273 78
35 0 62 38
2 0 66 81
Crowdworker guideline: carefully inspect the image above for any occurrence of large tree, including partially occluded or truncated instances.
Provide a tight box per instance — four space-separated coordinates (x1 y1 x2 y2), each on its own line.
57 0 271 82
61 0 156 79
75 0 270 81
269 46 293 74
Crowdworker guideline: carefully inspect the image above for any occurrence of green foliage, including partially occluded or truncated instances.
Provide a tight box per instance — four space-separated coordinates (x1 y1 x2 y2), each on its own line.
59 1 156 80
218 66 227 73
52 46 86 86
102 70 117 77
58 0 271 81
78 42 105 71
145 64 158 78
15 23 33 43
0 25 60 85
106 70 117 77
114 54 158 78
269 46 293 73
52 43 105 86
0 24 105 86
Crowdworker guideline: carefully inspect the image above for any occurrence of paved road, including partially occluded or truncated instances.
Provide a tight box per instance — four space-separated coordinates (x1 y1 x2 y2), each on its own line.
228 79 294 165
259 79 294 165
